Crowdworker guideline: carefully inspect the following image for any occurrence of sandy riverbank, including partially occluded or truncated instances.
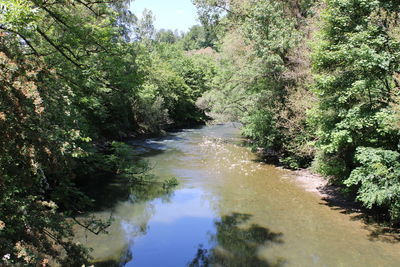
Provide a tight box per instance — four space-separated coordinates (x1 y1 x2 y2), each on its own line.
291 168 362 212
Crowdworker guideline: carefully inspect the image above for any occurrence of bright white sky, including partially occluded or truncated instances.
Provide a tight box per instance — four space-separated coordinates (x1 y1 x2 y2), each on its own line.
129 0 199 33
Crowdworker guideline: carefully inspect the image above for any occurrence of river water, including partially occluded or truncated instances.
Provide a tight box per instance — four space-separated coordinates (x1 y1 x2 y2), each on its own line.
75 124 400 266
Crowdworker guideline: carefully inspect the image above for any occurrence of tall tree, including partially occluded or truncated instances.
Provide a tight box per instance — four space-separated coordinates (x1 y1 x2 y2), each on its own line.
311 0 400 220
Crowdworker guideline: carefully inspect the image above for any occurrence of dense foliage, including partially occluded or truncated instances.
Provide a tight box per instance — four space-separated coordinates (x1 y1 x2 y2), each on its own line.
0 0 212 264
2 0 400 264
195 0 316 167
311 0 400 220
194 0 400 223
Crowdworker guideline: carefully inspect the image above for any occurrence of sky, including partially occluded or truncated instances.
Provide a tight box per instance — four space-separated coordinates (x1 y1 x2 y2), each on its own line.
129 0 199 33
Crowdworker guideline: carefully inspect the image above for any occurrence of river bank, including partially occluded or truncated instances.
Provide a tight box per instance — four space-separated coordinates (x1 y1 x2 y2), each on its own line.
291 169 361 211
74 124 400 266
290 168 400 244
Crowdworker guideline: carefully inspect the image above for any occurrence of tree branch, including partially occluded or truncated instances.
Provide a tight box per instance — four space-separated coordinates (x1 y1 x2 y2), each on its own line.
0 27 41 56
72 217 112 235
36 28 83 68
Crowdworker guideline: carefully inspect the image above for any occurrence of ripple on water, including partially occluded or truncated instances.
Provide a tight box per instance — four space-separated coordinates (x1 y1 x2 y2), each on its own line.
76 124 400 267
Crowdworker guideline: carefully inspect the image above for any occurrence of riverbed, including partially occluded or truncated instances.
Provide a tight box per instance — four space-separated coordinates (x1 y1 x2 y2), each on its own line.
75 123 400 266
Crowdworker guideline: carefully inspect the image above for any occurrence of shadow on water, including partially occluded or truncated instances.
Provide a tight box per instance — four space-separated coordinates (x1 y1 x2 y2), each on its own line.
93 250 133 267
76 137 180 213
318 184 400 243
92 213 284 267
93 260 121 267
78 181 176 266
79 175 132 212
78 174 174 213
189 213 285 267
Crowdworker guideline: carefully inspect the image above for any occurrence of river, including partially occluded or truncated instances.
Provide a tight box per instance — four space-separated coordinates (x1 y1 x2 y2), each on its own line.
75 123 400 266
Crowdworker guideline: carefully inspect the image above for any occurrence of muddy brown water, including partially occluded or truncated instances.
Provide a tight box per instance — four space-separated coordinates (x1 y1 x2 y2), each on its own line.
75 124 400 266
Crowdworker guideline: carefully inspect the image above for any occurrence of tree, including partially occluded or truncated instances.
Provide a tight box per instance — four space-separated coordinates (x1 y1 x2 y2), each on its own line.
311 0 400 220
155 29 180 44
195 0 316 167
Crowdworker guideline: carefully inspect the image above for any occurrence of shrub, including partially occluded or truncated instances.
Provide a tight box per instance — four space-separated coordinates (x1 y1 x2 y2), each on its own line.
345 147 400 221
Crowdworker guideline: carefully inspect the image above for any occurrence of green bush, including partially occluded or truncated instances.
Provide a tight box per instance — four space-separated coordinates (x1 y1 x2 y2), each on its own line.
241 109 282 151
345 147 400 221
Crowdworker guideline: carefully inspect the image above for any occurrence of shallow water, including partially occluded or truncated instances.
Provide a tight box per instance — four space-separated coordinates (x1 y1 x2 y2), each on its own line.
75 124 400 266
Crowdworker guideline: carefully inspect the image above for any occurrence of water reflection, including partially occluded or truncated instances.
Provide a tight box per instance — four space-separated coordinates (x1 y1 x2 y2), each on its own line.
74 177 176 264
189 213 284 267
94 250 131 267
123 188 215 267
318 184 400 243
76 124 400 266
78 175 175 213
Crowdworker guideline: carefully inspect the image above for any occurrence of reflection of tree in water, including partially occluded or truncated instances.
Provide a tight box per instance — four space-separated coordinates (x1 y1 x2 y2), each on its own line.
77 173 174 213
86 182 175 266
92 249 133 267
78 174 175 266
189 213 284 267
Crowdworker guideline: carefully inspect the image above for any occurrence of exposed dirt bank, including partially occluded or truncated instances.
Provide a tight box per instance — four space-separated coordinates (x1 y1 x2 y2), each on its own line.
292 169 361 211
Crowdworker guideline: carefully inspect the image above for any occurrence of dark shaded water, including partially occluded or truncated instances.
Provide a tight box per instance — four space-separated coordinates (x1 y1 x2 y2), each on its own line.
75 124 400 266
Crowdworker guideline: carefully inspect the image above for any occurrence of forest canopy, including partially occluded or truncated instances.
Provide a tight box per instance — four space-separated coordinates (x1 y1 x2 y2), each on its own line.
0 0 213 264
1 0 400 265
193 0 400 221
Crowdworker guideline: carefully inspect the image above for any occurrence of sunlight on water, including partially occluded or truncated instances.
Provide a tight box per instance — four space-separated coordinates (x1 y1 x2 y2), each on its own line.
75 124 400 266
